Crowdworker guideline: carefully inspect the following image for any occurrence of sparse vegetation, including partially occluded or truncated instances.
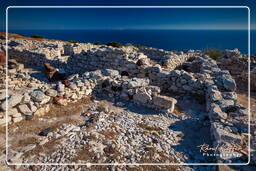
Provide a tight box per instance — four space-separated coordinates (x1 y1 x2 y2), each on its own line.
204 48 225 60
31 35 44 39
67 40 78 43
171 50 177 53
93 41 102 45
134 44 149 49
106 41 123 48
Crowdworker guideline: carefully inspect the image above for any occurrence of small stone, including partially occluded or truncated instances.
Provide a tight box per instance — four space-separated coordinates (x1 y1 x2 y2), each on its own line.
45 89 57 97
57 82 65 92
102 69 119 77
39 127 53 136
39 138 49 145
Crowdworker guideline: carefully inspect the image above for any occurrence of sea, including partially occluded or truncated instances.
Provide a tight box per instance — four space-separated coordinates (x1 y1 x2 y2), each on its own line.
9 29 254 54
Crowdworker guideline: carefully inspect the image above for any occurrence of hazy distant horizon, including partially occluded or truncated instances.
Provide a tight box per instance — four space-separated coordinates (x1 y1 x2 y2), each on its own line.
5 29 252 54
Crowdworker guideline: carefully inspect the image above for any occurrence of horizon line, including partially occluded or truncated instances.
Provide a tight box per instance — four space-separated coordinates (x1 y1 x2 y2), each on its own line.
5 28 256 31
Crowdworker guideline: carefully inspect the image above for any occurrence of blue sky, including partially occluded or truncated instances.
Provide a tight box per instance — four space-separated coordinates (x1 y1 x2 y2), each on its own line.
0 0 255 31
7 7 250 30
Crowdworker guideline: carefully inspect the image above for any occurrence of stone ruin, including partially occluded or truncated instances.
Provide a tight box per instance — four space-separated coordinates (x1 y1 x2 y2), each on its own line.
0 36 253 164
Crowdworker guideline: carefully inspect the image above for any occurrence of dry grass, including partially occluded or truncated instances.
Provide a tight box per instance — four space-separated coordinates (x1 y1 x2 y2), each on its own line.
137 123 162 132
237 92 256 118
99 129 116 140
173 106 187 117
23 136 65 158
0 32 58 42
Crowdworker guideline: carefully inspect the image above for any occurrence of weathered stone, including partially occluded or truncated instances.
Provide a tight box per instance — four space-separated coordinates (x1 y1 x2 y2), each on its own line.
170 70 181 77
102 69 119 77
53 96 68 106
17 104 32 116
39 127 53 136
222 75 236 91
34 104 50 116
182 85 192 91
152 95 177 112
44 63 66 82
45 89 57 97
127 78 149 89
210 104 227 120
182 72 193 80
0 94 23 111
133 88 152 104
57 81 65 92
8 108 22 118
12 117 23 123
30 90 50 104
21 93 30 104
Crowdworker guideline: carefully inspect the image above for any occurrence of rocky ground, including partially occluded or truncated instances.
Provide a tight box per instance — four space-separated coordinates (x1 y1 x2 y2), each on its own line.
0 33 255 170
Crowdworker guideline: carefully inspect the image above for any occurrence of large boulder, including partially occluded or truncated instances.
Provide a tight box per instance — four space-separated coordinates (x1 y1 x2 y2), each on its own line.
152 95 177 112
30 90 50 104
0 94 23 111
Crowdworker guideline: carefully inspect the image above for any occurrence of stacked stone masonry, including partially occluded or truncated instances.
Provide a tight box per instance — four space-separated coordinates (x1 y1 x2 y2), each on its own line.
0 37 253 164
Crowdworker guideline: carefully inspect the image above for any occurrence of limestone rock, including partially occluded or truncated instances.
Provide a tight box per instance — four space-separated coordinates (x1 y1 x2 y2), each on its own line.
102 69 119 77
222 75 236 91
210 104 227 120
152 95 177 112
45 89 57 97
17 104 32 116
133 88 152 104
127 78 149 89
8 108 22 118
0 94 23 111
30 90 50 104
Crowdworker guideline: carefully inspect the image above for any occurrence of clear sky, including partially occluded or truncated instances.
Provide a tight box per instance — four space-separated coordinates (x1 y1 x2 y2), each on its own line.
0 0 255 31
7 7 250 31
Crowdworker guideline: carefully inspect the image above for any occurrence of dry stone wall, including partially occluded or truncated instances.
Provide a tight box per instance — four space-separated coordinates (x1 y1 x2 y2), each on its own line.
0 37 252 164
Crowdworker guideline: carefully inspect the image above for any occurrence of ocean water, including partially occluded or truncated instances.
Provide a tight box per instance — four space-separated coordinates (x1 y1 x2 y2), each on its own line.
10 29 252 54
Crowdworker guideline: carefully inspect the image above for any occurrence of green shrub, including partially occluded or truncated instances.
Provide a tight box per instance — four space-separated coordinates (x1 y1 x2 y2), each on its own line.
93 41 102 45
204 48 225 60
31 35 44 39
171 50 177 53
106 41 123 48
68 40 78 43
134 44 148 49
